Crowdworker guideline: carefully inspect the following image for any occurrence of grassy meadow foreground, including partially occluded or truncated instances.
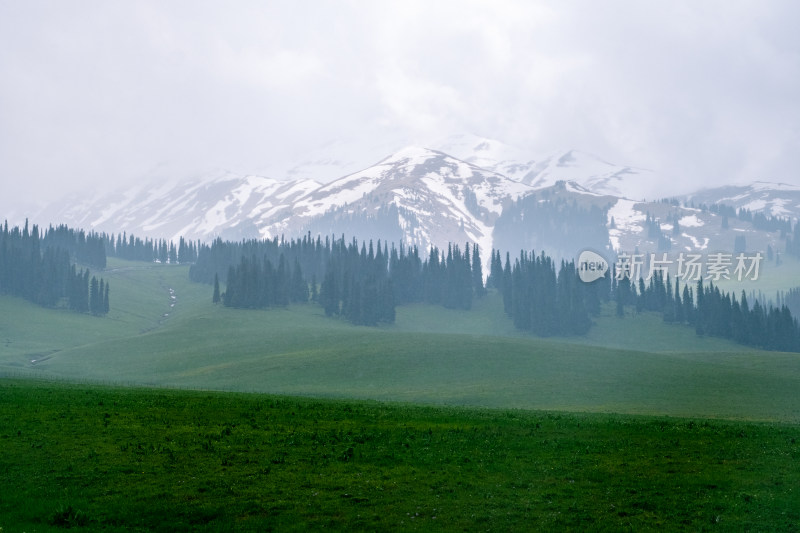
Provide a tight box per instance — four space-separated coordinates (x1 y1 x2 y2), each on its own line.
2 379 799 531
2 258 800 529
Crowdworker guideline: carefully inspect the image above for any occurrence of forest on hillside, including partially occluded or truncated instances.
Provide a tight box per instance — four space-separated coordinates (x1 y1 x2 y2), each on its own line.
0 221 109 314
2 218 798 352
191 232 800 351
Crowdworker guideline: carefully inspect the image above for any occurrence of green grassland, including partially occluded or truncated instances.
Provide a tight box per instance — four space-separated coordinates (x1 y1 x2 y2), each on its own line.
2 379 799 531
2 258 800 530
2 258 800 422
0 260 201 361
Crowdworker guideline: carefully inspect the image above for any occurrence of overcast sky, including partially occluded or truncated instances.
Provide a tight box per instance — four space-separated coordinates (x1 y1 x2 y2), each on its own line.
1 0 799 211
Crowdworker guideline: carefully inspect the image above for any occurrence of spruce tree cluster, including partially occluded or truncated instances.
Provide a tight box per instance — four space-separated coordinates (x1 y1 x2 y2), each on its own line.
222 254 308 308
42 224 107 269
318 239 484 325
86 275 110 315
190 233 329 286
194 230 798 351
106 232 198 264
384 241 486 310
496 250 593 336
614 270 800 352
736 207 792 233
319 239 395 326
703 202 792 234
37 229 202 265
194 234 488 327
387 242 423 304
694 280 799 352
0 220 108 314
687 202 795 253
780 287 800 320
419 243 478 310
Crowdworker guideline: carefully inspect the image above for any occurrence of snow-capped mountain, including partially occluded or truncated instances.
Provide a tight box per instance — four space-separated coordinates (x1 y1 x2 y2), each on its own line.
432 134 538 182
431 134 656 199
262 146 534 259
35 170 320 242
31 147 535 264
684 182 800 221
493 177 793 264
603 198 780 255
25 139 800 272
517 149 655 199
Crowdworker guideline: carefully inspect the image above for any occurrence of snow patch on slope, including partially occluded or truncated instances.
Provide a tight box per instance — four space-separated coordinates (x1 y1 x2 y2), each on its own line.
607 199 645 251
678 215 704 228
683 233 710 250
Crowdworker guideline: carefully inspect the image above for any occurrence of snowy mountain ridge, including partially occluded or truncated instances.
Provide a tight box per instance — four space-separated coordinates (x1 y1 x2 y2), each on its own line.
685 182 800 219
261 146 534 263
26 138 800 268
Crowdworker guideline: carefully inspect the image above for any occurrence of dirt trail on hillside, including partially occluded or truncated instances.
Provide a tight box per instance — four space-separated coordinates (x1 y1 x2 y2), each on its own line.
27 279 177 366
140 284 177 334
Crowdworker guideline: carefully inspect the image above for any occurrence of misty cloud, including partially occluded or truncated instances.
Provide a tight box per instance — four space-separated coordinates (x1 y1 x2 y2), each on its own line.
1 0 799 212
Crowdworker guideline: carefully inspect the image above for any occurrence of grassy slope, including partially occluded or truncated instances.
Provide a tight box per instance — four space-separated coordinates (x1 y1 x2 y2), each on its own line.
0 260 198 361
2 258 799 421
2 379 799 532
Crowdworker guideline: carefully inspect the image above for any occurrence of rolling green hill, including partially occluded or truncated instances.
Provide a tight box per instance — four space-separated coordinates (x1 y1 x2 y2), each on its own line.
3 258 799 422
3 379 798 531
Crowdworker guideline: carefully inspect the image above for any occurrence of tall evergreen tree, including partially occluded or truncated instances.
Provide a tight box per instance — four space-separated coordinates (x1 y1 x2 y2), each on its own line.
212 273 221 304
89 276 100 315
103 281 110 314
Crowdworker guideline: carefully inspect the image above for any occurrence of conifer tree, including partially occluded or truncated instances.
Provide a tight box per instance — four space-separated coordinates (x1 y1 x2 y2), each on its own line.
502 252 512 315
291 258 308 303
103 281 110 314
683 284 694 325
212 273 221 304
695 279 705 336
616 281 625 317
98 279 105 314
674 279 684 323
89 276 100 315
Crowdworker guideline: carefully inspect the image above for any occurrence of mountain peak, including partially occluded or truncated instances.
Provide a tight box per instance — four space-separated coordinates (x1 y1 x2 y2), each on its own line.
518 149 654 199
378 145 445 165
431 134 536 181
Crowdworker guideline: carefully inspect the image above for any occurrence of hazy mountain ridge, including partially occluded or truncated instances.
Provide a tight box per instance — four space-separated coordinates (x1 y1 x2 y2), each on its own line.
25 137 799 264
684 182 800 219
434 134 655 199
262 146 533 258
35 171 321 243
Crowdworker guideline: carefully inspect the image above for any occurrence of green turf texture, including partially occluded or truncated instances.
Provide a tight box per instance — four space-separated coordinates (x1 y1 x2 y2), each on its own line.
1 379 798 531
2 258 800 530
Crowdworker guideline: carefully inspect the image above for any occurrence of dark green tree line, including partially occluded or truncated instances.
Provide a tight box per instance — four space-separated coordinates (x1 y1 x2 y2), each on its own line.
615 268 799 352
319 239 395 326
498 249 593 336
221 254 307 309
0 220 108 314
